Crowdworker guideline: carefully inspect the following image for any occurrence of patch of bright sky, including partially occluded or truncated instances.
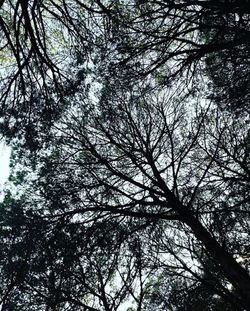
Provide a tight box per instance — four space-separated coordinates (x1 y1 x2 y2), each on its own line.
0 141 11 199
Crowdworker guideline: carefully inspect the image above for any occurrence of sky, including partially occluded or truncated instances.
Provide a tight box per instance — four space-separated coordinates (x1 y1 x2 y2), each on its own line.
0 141 11 197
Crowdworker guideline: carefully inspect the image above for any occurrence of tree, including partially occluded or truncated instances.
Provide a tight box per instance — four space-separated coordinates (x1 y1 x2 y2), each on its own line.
0 1 250 310
0 188 156 310
0 0 250 143
1 79 249 309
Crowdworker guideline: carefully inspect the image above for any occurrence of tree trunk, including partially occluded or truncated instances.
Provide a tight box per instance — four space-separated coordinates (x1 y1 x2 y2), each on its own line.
183 211 250 310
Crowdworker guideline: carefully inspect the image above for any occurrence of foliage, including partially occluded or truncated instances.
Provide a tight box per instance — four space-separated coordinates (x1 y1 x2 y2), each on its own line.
0 1 250 310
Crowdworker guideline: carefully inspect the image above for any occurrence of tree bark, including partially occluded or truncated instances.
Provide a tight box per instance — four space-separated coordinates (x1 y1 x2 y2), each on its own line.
182 211 250 310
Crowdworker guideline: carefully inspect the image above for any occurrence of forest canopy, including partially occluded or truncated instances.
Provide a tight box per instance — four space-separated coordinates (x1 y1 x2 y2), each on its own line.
0 1 250 310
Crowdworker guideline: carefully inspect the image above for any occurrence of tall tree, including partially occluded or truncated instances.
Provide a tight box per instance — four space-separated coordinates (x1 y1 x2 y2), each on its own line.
2 81 249 309
0 1 250 310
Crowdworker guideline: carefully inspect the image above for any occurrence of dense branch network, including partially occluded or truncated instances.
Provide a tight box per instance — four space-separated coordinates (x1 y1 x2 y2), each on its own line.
0 1 250 310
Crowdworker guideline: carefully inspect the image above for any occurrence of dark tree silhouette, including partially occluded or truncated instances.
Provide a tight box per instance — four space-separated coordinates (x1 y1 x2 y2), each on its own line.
0 1 250 310
0 0 250 142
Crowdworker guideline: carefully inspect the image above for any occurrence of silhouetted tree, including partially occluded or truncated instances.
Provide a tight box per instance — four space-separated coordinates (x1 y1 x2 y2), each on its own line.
1 0 250 142
0 1 250 310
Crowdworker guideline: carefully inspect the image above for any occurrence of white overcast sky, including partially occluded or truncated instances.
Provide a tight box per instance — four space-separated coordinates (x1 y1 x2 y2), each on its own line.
0 141 11 190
